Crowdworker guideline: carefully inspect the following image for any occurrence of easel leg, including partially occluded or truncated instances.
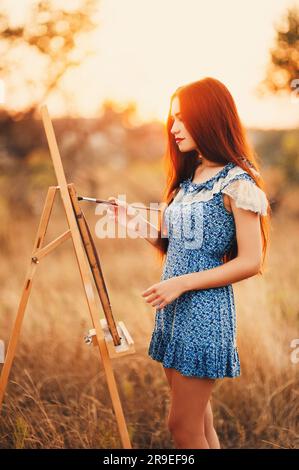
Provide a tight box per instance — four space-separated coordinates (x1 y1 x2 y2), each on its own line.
68 185 132 446
0 187 58 410
0 183 132 448
72 242 132 449
28 105 132 449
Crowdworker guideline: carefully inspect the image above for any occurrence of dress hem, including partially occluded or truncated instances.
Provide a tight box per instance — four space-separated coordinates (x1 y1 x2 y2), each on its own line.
148 351 241 379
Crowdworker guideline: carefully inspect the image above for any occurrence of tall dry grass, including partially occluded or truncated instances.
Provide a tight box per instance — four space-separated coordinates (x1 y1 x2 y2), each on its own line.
0 165 298 449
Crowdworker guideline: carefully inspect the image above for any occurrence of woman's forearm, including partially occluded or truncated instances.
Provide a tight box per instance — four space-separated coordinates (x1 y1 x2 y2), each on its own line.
180 257 261 292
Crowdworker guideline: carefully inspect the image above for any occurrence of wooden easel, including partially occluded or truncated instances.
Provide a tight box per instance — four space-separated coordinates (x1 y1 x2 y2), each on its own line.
0 105 135 449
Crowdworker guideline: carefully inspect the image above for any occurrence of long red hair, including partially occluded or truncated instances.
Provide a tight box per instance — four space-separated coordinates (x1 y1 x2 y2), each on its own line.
155 77 271 275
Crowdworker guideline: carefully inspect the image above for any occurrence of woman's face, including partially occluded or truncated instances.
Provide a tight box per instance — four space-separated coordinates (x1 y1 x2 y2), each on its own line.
170 96 198 153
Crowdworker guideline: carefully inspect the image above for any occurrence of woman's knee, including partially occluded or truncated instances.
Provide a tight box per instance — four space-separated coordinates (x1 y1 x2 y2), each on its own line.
167 414 205 436
167 401 214 434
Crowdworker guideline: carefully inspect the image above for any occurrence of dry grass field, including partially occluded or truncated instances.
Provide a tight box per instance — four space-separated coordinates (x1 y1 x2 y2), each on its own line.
0 162 298 449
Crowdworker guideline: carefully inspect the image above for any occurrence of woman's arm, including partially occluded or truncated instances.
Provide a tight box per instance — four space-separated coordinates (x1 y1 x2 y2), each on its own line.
142 186 266 309
107 196 163 248
180 196 263 292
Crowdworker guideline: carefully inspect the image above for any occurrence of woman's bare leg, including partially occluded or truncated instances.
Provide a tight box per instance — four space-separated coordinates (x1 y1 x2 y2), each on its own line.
163 367 174 427
163 366 174 389
166 369 216 449
204 399 221 449
163 366 220 448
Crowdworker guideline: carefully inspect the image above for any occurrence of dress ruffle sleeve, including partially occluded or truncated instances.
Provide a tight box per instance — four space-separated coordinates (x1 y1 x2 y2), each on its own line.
221 178 269 216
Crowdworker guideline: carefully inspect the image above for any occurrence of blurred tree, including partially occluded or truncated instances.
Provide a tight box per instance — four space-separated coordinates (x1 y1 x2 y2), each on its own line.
0 0 99 118
256 5 299 192
257 6 299 97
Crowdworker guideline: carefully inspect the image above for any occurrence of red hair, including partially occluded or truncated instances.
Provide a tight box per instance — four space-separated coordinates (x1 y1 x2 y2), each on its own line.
155 77 271 275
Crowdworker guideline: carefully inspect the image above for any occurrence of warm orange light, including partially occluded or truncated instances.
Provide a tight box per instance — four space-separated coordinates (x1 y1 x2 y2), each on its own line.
1 0 298 129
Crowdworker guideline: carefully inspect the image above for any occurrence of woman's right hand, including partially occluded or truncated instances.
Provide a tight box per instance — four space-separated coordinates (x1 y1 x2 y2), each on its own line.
107 197 159 244
107 196 138 224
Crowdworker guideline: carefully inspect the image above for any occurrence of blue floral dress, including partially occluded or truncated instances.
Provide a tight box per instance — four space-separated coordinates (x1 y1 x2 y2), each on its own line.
148 161 269 379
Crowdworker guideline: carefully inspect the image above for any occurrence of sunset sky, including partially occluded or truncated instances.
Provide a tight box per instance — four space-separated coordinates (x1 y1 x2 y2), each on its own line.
1 0 299 129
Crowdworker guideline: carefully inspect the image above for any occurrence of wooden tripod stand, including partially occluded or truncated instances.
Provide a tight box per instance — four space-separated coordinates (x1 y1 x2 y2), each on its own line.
0 105 135 449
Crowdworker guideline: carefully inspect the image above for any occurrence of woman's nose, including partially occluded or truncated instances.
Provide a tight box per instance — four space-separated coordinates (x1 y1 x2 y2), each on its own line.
171 124 178 134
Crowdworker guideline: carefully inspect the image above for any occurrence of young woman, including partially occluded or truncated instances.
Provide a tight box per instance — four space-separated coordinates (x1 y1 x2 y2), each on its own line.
108 77 271 449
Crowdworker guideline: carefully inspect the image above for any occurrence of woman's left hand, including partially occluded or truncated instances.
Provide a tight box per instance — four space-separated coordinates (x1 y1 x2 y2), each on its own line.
141 276 186 309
